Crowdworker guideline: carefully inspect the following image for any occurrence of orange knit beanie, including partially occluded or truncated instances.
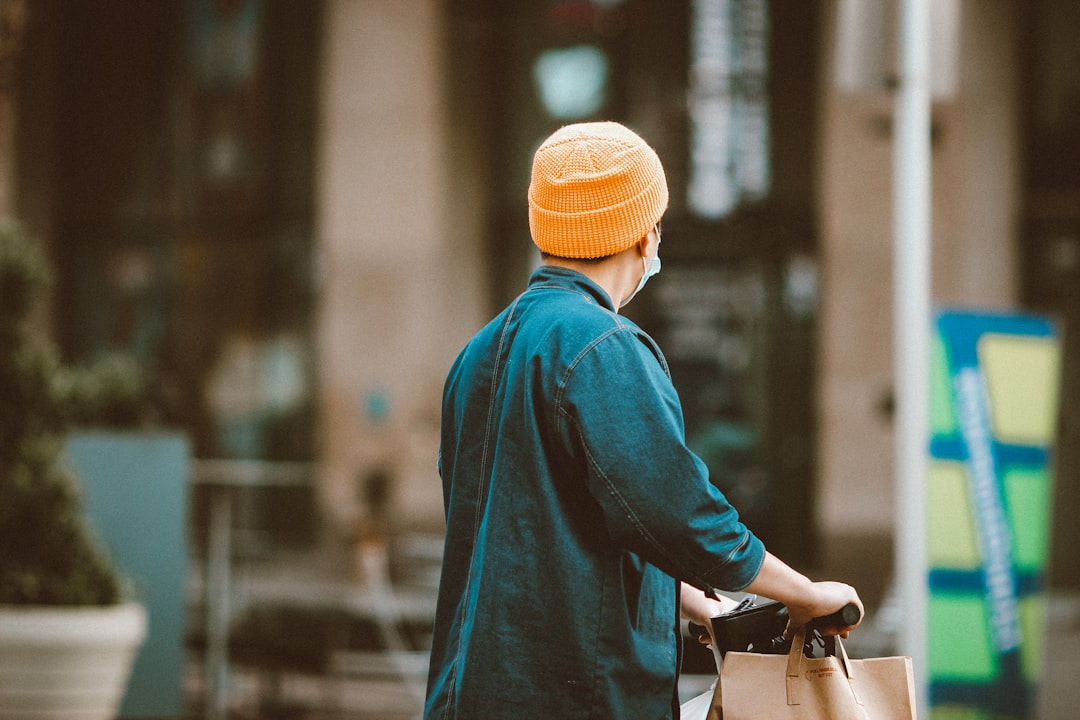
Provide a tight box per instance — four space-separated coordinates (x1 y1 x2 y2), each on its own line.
528 121 668 259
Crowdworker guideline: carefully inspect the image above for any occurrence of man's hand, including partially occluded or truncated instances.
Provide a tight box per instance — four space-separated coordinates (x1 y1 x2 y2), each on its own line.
781 580 863 639
742 552 864 640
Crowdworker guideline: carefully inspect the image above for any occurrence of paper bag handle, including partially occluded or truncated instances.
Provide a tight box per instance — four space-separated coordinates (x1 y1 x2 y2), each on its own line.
784 626 863 707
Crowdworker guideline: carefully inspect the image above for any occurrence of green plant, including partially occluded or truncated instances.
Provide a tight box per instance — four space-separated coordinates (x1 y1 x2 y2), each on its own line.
0 220 121 605
62 352 155 430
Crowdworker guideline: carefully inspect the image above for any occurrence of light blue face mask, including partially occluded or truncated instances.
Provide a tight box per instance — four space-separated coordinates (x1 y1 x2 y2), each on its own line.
620 233 661 308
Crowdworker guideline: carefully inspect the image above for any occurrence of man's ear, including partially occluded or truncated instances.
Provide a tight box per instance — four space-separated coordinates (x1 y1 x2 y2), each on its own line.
640 228 658 257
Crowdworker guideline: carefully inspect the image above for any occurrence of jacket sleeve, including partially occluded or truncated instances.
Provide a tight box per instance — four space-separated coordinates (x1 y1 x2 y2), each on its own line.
555 325 766 592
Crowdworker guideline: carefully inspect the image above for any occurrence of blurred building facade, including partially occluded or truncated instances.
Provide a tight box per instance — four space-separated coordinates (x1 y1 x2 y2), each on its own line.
2 0 1078 587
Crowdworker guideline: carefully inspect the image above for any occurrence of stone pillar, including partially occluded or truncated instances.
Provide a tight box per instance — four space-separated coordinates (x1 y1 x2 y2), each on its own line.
816 0 1020 540
314 0 485 542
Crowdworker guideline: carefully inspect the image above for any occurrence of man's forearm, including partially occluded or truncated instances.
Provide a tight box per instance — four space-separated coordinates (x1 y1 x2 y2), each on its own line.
741 551 863 633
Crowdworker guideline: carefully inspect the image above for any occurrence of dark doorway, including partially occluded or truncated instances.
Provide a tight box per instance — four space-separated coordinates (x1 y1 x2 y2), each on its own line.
444 0 823 567
19 0 322 463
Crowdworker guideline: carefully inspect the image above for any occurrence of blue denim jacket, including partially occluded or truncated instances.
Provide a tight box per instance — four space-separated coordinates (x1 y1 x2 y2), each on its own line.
425 266 765 719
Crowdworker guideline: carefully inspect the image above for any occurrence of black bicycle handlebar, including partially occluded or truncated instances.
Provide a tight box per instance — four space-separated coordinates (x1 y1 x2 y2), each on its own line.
806 602 862 632
688 601 861 655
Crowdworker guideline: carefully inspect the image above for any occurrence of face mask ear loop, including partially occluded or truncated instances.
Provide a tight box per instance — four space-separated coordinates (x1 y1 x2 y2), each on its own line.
621 237 661 309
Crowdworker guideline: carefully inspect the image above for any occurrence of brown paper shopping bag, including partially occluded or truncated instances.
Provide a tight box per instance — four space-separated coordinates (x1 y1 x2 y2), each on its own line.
717 628 917 720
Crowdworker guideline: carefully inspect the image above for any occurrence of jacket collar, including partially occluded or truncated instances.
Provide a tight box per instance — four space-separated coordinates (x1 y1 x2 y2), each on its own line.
527 264 616 312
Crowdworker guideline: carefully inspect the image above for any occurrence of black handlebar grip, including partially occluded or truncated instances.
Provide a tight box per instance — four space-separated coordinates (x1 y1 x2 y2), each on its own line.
808 602 861 630
687 601 860 647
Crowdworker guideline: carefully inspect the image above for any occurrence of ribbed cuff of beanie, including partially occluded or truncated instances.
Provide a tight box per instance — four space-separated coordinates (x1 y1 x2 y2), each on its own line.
527 122 669 259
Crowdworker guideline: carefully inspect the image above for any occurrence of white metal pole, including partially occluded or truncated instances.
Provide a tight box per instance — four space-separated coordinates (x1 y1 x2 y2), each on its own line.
206 487 232 720
894 0 932 714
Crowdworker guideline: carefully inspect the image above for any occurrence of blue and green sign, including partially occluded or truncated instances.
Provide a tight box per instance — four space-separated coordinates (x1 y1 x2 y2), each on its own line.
927 311 1061 719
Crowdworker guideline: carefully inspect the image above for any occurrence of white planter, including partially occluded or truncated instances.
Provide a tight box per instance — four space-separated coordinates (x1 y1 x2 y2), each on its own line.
0 602 147 720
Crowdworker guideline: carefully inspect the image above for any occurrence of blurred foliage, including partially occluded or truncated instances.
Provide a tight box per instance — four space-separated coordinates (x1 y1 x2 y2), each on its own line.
0 220 122 605
59 352 158 430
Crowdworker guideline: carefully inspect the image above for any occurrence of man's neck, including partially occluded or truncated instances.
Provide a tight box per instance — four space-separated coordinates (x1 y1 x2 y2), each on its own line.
542 247 640 312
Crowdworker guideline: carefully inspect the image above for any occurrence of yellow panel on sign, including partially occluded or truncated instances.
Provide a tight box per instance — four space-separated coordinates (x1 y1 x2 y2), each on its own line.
978 335 1061 445
930 707 989 720
928 460 980 569
1019 596 1046 682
